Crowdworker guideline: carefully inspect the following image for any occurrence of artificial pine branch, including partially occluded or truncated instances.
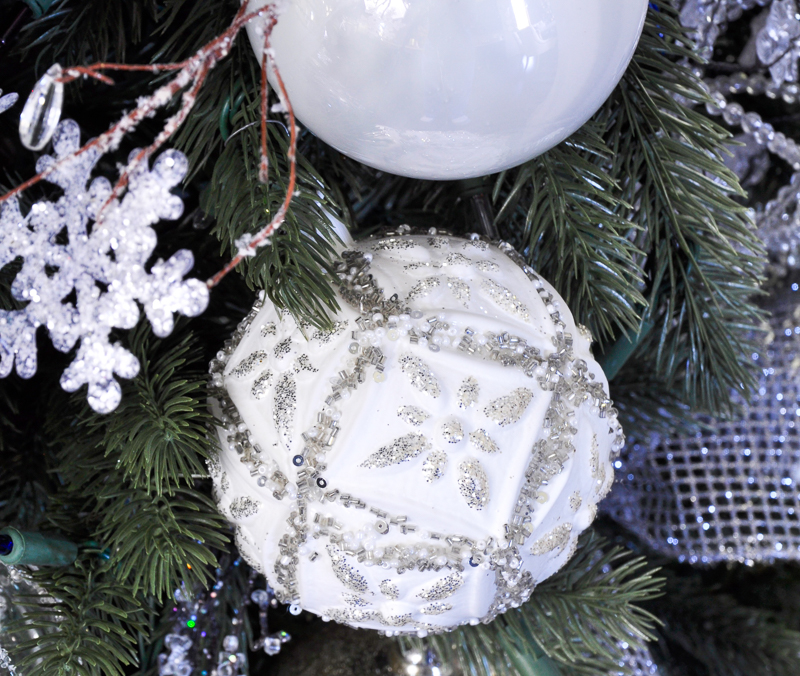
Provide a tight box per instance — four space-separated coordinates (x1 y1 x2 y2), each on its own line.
416 531 664 676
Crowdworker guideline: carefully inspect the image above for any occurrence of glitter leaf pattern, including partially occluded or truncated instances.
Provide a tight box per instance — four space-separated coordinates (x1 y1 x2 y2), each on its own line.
399 353 441 398
441 419 464 443
229 350 268 378
327 545 371 594
481 278 530 322
360 433 431 469
273 373 296 445
422 450 448 482
229 496 261 519
397 405 430 426
379 580 399 599
407 276 441 301
469 429 500 454
457 376 479 408
446 277 470 306
530 523 572 556
483 388 534 426
458 458 490 509
421 603 452 615
417 572 464 601
250 369 272 399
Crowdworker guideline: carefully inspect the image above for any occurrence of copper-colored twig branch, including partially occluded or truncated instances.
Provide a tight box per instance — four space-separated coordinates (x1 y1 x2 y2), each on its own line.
206 37 297 290
0 0 272 207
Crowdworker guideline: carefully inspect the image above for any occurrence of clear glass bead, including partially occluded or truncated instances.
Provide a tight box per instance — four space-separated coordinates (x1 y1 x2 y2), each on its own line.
19 64 64 150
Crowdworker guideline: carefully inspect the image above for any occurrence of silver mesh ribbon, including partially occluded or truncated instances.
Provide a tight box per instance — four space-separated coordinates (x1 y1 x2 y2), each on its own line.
605 286 800 565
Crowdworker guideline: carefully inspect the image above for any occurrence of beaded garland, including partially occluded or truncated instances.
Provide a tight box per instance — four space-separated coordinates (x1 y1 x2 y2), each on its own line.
208 229 622 635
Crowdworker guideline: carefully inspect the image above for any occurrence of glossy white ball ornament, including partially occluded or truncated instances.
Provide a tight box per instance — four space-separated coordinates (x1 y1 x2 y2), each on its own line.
246 0 648 179
209 229 622 634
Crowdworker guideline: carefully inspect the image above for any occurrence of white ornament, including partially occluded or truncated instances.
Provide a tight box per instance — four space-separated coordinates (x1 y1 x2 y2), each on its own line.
210 230 621 633
0 89 18 116
0 120 209 413
247 0 648 180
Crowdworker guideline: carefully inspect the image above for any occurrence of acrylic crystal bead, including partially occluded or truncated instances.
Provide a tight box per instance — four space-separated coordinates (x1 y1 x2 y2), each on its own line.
19 64 63 151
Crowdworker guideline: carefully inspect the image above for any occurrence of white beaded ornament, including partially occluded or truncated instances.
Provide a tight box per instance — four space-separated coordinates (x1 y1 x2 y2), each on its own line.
209 230 622 635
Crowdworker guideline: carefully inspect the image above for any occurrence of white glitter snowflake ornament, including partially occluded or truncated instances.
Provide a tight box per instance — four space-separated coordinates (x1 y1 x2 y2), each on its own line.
0 119 209 413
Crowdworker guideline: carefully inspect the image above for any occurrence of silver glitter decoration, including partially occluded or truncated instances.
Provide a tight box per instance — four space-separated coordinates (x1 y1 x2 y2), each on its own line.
444 252 473 266
483 388 534 426
458 459 490 509
457 376 480 408
229 350 268 378
441 419 464 444
464 239 489 251
273 373 296 444
273 337 293 359
421 603 452 615
260 322 277 337
469 429 500 454
293 354 318 373
399 353 441 398
379 580 399 599
417 572 464 601
360 433 431 469
371 237 417 251
397 405 430 426
480 279 530 322
379 614 413 627
530 523 572 556
251 369 273 399
446 277 471 306
311 320 348 344
229 496 262 519
422 450 448 482
327 545 371 594
0 120 208 413
569 492 582 512
476 260 500 272
343 593 372 607
407 276 441 301
220 473 230 493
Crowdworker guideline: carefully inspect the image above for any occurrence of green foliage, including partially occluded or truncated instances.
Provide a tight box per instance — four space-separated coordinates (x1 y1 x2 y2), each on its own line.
7 557 148 676
599 5 765 417
415 532 664 676
492 122 646 345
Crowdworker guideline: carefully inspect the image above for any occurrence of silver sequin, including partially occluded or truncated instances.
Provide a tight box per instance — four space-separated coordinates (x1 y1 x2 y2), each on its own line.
441 419 464 444
229 350 268 378
399 354 441 398
469 429 499 454
360 433 431 469
397 405 430 426
481 279 530 322
251 369 272 399
458 376 480 408
458 459 490 509
417 572 464 601
422 450 448 483
530 523 573 556
327 545 371 594
483 388 533 426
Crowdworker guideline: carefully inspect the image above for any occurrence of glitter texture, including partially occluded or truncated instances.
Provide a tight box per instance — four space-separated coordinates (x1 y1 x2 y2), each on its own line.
441 419 464 444
260 322 277 337
397 405 430 426
444 252 472 266
293 354 318 373
250 369 273 399
327 545 371 594
407 276 441 301
422 450 448 482
421 603 452 615
458 459 490 509
273 373 296 445
476 260 500 272
446 277 470 306
0 120 208 413
530 523 572 556
483 388 534 426
417 572 464 601
360 433 431 469
469 429 499 454
480 279 530 322
458 376 480 408
273 338 293 359
343 593 372 607
229 351 268 378
399 353 441 398
569 492 582 512
229 496 261 519
379 580 399 599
